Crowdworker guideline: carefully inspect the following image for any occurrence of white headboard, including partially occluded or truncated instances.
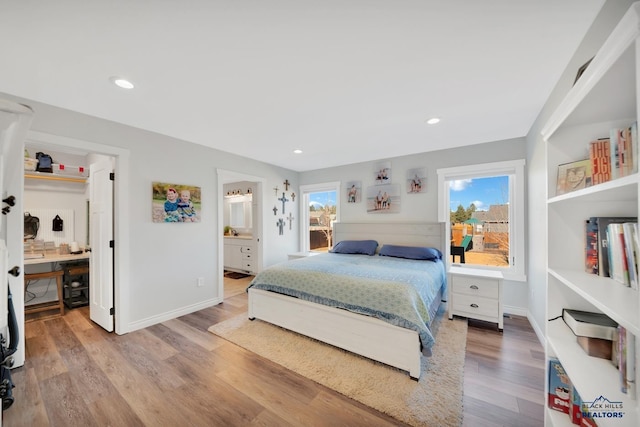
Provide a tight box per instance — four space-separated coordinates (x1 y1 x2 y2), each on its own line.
333 222 445 252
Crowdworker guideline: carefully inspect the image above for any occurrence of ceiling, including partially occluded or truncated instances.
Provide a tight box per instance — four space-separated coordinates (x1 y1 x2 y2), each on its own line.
1 1 605 172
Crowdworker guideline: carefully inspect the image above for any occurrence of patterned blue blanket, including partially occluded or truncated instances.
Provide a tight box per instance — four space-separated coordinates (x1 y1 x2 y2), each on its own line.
247 253 446 350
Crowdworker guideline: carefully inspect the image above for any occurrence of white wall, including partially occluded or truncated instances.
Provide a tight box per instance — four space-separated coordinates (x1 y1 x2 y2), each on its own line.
299 137 529 314
2 92 299 332
525 0 636 341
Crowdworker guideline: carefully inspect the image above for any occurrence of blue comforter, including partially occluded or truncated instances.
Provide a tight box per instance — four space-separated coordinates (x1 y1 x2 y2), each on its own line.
247 253 446 350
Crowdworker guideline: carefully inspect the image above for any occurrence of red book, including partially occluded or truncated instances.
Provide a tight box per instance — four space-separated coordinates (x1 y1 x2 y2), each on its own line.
589 138 611 185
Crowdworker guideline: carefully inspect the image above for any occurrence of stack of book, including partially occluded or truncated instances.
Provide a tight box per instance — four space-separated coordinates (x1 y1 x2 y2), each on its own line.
563 309 618 360
589 122 638 184
585 216 638 288
563 309 636 399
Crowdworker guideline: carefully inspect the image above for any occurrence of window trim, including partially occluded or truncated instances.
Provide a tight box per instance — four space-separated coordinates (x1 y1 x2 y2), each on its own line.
437 159 526 282
299 182 341 252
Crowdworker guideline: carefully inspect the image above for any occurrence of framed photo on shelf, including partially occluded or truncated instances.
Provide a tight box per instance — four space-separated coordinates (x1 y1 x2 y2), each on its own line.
556 159 592 196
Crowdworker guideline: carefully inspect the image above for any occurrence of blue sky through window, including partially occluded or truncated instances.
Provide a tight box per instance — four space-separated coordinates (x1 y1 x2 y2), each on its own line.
309 191 336 209
449 176 509 211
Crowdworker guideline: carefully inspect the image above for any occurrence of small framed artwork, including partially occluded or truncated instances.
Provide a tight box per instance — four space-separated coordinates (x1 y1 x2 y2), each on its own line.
374 161 391 185
406 168 426 193
346 181 362 203
152 182 201 223
366 184 400 214
556 159 591 196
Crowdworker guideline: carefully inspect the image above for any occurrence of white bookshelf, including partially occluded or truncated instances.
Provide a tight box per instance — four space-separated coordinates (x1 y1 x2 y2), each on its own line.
542 3 640 425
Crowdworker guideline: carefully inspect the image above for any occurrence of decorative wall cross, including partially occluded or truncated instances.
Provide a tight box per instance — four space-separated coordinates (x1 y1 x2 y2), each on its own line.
287 212 294 230
276 218 285 235
273 186 279 196
290 192 295 201
273 206 278 216
278 192 289 214
283 179 291 191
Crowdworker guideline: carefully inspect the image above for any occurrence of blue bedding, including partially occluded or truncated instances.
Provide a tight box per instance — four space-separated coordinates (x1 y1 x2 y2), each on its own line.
247 253 447 350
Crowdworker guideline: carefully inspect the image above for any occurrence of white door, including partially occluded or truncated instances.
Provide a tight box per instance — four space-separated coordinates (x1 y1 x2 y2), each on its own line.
89 158 114 331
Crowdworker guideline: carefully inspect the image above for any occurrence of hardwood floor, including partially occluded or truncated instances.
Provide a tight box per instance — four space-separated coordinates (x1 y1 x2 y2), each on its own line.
3 278 545 426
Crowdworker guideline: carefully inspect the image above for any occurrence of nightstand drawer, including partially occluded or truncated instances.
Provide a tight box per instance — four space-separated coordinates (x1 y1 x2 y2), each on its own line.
451 275 499 298
451 294 499 318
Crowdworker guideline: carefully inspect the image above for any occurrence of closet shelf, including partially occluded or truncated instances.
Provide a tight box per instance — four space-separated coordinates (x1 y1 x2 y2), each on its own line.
24 172 87 183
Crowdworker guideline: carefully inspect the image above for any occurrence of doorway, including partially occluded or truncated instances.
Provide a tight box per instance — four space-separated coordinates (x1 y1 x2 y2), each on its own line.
20 132 130 345
217 169 264 300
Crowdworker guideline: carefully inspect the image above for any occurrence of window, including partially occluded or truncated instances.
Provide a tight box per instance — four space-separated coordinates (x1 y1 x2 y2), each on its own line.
299 182 340 253
437 160 525 281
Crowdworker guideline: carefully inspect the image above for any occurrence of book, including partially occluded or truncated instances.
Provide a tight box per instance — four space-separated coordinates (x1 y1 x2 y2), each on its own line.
622 222 639 289
589 138 611 185
577 335 613 359
631 121 638 174
585 218 599 275
619 325 627 394
591 217 637 277
607 223 628 286
548 358 571 414
610 128 621 180
563 309 618 340
557 159 591 195
617 127 631 177
627 329 636 399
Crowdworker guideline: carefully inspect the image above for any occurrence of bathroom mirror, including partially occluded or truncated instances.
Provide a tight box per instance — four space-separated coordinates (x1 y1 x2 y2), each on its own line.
229 201 245 228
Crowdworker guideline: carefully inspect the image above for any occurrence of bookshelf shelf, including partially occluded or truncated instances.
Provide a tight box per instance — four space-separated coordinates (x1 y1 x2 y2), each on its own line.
544 3 640 425
547 174 637 205
548 268 640 336
547 321 637 424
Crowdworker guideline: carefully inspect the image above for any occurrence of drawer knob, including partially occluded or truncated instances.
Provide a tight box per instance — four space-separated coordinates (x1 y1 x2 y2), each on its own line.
469 285 479 290
470 303 479 308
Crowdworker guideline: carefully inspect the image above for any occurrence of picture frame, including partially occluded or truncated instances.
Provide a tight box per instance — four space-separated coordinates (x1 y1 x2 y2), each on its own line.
152 181 201 223
374 161 391 185
345 180 362 203
366 184 400 214
406 168 426 193
556 159 591 196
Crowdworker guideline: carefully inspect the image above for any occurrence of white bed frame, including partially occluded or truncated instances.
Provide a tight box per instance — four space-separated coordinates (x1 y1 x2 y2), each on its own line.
248 222 445 379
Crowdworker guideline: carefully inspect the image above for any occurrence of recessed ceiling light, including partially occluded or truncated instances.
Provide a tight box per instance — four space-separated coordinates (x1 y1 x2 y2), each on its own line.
293 149 303 154
426 117 440 125
110 76 135 89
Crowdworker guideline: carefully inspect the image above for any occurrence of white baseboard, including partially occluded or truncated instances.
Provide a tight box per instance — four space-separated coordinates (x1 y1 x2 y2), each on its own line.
527 312 546 348
127 297 221 333
503 304 527 317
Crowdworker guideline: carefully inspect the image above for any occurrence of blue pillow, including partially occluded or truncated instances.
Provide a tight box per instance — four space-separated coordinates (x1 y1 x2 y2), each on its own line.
379 244 442 261
330 240 379 256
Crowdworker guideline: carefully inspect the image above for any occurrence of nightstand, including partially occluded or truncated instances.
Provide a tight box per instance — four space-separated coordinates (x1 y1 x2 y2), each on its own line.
448 266 503 331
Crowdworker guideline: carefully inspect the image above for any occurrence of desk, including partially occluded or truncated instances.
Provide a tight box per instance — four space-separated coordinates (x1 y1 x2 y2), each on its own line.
24 252 90 266
24 252 90 319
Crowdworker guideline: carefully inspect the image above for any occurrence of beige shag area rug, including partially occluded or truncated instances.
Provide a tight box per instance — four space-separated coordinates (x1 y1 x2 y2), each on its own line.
208 308 467 427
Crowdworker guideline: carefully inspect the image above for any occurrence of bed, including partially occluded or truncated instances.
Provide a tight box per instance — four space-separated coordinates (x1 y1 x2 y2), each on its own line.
247 222 446 379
